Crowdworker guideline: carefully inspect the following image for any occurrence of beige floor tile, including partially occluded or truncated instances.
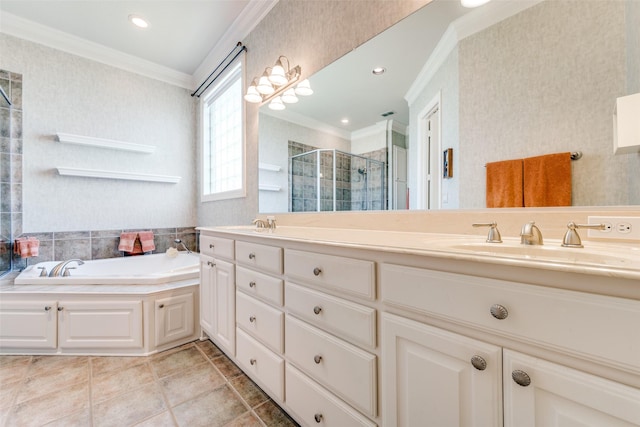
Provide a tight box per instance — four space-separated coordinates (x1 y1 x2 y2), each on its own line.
92 361 155 403
43 409 91 426
160 361 225 407
6 381 89 427
0 355 31 384
0 379 19 412
91 355 147 377
224 411 264 427
172 385 248 427
230 374 269 408
150 346 208 379
211 354 243 379
196 339 223 359
93 382 167 427
15 359 89 404
133 410 177 427
254 400 299 427
27 355 87 377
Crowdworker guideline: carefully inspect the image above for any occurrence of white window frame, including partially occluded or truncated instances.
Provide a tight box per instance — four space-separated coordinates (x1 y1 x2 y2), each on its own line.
200 60 246 203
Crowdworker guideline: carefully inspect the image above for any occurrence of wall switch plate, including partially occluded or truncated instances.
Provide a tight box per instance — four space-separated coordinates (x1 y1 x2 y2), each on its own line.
587 216 640 241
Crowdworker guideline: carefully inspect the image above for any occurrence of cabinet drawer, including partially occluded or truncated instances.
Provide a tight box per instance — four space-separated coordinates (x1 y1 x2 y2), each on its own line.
286 364 376 427
285 282 376 348
236 266 283 306
285 249 375 300
285 315 377 417
236 328 284 401
200 235 234 260
236 292 284 353
236 241 283 275
381 263 640 372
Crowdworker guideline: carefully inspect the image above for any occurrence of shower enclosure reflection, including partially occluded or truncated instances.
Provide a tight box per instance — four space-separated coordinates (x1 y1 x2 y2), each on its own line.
289 148 385 212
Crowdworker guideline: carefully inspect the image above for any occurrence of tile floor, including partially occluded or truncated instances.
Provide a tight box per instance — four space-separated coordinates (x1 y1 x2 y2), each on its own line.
0 340 299 427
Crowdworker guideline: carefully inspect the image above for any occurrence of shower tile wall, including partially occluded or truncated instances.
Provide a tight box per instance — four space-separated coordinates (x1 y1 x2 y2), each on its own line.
350 148 387 211
0 69 22 276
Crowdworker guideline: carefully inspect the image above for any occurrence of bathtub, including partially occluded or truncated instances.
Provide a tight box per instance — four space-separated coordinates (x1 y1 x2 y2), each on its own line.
14 252 199 285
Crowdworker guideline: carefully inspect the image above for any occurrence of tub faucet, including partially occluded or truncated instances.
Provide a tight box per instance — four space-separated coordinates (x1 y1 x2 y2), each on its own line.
48 259 84 277
174 239 192 254
520 221 543 245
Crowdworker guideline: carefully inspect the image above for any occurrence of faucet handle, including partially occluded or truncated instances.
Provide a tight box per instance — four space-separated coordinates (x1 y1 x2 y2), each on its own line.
562 222 605 248
37 266 48 277
472 222 502 243
252 218 267 229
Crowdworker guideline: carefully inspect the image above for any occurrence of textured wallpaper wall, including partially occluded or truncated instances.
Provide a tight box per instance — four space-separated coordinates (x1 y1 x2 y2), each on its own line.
0 34 197 232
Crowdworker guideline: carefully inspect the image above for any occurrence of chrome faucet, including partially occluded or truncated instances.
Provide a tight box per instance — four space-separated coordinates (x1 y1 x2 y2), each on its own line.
520 221 543 245
561 221 605 248
48 259 84 277
174 239 192 254
472 222 502 243
253 216 276 231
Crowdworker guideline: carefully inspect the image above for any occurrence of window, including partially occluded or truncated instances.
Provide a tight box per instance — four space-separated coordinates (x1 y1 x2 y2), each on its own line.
201 62 245 202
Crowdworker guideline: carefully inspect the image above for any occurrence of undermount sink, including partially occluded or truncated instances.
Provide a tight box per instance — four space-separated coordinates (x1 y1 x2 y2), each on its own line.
438 241 639 270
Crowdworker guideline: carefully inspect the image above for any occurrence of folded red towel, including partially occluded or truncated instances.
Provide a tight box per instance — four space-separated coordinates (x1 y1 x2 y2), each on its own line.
138 231 155 253
118 232 137 252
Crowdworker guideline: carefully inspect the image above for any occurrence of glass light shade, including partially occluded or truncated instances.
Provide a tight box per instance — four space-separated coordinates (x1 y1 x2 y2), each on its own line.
295 79 313 96
268 96 286 111
281 88 299 104
269 64 288 86
257 75 275 95
461 0 490 7
244 85 262 103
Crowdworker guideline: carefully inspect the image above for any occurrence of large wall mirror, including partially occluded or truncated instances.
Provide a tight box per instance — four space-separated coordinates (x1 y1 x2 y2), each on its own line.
258 0 640 213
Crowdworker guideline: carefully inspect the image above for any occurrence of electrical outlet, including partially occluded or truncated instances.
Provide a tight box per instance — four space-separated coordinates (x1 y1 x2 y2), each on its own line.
587 216 640 240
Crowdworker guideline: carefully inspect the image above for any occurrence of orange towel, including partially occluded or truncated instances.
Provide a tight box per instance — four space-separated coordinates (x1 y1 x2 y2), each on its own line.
523 152 572 207
138 231 155 253
118 232 137 252
486 159 524 208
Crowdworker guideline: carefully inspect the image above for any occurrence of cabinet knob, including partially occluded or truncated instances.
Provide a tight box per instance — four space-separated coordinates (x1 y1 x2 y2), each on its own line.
44 306 52 311
209 243 214 249
249 316 256 323
512 370 531 387
249 281 256 288
207 261 215 267
57 307 64 311
490 304 508 320
314 413 323 423
250 358 256 366
249 253 256 259
313 306 322 315
470 355 487 371
314 355 323 364
313 267 322 276
159 304 165 309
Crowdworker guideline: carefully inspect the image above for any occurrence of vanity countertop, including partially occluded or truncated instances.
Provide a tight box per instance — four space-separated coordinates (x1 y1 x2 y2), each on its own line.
199 225 640 282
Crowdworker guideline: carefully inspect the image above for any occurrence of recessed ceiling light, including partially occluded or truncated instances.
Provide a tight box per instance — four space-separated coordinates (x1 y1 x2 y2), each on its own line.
372 67 386 76
128 14 149 29
341 118 349 124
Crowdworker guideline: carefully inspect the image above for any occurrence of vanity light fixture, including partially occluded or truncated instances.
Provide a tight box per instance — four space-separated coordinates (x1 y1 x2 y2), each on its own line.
128 14 149 28
245 56 312 109
461 0 491 8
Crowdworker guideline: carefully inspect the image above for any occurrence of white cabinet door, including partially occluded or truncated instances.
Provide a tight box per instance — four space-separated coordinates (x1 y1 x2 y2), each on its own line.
0 300 57 349
504 349 640 427
212 258 236 356
200 254 215 338
58 300 143 349
155 293 194 347
381 312 502 427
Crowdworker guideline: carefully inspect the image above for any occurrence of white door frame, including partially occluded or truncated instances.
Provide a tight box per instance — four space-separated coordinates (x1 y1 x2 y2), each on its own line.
416 92 442 210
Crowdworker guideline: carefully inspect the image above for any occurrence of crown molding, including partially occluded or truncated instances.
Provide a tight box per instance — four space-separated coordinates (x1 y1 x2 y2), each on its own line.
0 12 195 89
192 0 279 90
262 108 351 140
405 0 543 106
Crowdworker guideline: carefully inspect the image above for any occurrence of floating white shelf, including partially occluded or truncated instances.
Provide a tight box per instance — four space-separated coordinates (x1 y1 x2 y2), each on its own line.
259 184 281 192
57 133 156 154
56 167 180 183
259 162 282 172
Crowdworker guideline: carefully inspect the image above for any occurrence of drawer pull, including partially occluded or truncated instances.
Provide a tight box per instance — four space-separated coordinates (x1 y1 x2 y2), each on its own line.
313 306 322 315
249 253 256 259
57 307 64 311
209 243 214 249
44 306 52 311
314 355 323 364
490 304 508 320
207 260 216 267
314 413 323 423
249 316 256 323
512 370 531 387
159 304 165 309
470 355 487 371
313 267 322 276
250 358 257 366
249 281 256 288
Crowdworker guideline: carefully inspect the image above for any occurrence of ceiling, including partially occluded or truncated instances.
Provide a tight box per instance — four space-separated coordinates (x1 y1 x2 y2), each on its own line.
0 0 275 88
